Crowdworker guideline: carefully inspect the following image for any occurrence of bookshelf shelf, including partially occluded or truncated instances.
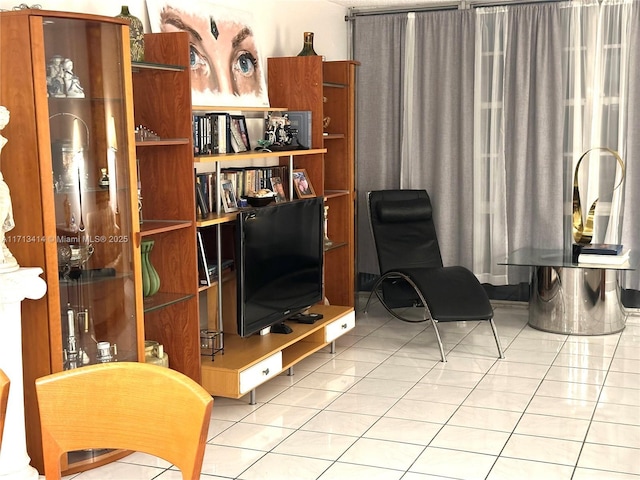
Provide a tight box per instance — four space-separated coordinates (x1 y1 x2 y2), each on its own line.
135 138 189 147
194 147 326 163
140 220 193 236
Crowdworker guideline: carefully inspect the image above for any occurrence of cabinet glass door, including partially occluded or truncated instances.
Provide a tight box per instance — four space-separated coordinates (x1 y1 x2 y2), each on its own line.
44 16 137 369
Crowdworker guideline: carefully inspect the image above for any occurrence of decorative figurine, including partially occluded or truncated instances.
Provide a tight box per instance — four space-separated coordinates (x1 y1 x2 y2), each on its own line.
46 55 66 97
0 106 19 272
98 167 110 189
62 58 85 98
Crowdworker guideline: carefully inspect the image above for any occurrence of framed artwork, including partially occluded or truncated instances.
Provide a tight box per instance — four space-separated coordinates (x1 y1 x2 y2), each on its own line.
270 176 287 202
146 0 270 108
292 169 315 198
220 180 238 213
230 115 250 152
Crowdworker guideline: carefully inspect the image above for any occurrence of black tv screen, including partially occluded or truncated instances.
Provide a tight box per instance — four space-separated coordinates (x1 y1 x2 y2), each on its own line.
235 197 324 337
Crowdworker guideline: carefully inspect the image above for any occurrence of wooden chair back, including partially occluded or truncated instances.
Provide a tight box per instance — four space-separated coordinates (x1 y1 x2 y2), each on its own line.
0 368 9 448
35 362 213 479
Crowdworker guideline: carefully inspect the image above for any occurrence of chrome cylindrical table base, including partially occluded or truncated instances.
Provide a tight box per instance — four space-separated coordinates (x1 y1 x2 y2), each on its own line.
529 266 626 335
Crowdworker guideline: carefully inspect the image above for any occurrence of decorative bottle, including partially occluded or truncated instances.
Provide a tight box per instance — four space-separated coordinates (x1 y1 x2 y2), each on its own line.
297 32 318 57
116 5 145 62
141 239 160 297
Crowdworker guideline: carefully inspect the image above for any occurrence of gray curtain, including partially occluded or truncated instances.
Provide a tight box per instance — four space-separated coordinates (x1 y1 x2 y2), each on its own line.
622 4 640 291
400 10 476 268
502 4 567 282
353 14 407 280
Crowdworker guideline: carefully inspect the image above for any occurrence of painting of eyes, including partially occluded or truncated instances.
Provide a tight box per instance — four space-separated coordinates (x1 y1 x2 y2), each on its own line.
148 0 270 107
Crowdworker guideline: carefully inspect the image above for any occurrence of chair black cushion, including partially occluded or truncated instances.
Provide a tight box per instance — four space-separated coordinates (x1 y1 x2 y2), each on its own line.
377 198 432 223
397 266 493 321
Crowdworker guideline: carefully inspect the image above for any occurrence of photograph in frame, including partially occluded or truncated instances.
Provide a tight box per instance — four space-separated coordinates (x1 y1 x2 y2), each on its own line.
221 179 238 212
231 115 250 151
270 176 287 202
229 116 247 153
147 0 270 108
292 169 315 198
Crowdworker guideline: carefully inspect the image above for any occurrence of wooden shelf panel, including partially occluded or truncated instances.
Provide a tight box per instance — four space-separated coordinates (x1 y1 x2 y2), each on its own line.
194 147 326 163
135 138 189 147
196 211 239 227
132 61 185 72
192 105 287 113
324 190 350 199
142 291 195 313
140 220 193 236
324 241 347 253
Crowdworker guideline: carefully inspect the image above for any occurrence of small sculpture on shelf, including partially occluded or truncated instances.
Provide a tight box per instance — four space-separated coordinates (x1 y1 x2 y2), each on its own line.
98 167 110 189
46 56 85 98
135 124 160 141
62 58 85 98
264 113 303 150
323 205 333 248
255 139 273 152
46 55 66 97
0 105 19 272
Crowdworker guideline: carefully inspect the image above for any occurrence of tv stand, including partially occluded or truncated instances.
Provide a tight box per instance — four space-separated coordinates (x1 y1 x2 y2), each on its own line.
200 305 354 404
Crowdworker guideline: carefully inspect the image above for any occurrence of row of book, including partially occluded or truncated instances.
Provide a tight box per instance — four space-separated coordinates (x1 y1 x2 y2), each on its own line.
193 112 249 156
195 165 290 217
575 243 630 265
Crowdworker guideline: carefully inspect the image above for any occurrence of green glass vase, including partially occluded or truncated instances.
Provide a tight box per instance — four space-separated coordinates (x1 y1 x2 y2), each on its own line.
297 32 318 57
116 5 145 62
141 239 160 297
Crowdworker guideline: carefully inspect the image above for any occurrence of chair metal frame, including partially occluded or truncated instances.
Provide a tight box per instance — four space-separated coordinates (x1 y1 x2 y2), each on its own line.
364 190 504 362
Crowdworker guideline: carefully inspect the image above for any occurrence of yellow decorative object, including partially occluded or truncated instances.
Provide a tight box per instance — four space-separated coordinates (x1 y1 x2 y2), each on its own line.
572 147 625 245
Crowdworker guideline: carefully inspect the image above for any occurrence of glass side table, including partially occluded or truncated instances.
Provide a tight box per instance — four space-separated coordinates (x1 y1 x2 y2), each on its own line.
499 248 637 335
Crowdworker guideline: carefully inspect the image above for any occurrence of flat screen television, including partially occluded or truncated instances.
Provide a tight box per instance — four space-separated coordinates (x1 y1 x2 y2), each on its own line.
235 197 324 337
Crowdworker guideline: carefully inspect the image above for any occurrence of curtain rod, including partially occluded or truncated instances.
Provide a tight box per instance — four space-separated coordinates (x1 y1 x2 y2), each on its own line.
344 0 561 19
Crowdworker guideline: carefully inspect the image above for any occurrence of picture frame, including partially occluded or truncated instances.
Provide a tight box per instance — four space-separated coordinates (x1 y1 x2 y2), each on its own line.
292 169 315 198
270 176 287 203
230 115 250 152
220 179 238 213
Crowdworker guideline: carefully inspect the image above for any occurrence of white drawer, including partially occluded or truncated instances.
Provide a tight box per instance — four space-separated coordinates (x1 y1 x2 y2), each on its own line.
239 351 282 394
324 311 355 343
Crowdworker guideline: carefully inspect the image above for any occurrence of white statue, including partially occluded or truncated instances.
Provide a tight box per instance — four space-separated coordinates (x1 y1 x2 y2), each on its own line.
62 58 85 98
0 106 19 272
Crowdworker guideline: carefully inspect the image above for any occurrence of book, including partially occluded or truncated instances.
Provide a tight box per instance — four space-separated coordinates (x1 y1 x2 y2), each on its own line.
197 231 234 286
195 175 209 217
578 249 630 265
579 243 623 255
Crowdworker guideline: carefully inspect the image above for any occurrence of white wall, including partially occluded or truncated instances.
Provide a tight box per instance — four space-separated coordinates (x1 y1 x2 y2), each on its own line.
0 0 349 60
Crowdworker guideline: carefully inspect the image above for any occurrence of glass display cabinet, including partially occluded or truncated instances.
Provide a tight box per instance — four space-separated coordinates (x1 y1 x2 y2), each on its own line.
0 10 142 474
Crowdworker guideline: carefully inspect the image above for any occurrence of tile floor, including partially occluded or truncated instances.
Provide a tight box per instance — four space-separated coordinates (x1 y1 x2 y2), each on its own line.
52 296 640 480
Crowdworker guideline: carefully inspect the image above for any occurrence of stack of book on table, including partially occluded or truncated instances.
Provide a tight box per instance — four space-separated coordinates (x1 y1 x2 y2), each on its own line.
576 243 630 265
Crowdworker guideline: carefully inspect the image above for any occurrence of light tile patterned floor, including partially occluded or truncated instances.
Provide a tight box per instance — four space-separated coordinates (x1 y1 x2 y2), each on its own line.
53 296 640 480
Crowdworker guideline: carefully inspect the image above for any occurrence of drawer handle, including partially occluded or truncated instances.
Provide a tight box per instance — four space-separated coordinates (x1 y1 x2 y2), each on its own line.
341 323 348 329
262 368 270 376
